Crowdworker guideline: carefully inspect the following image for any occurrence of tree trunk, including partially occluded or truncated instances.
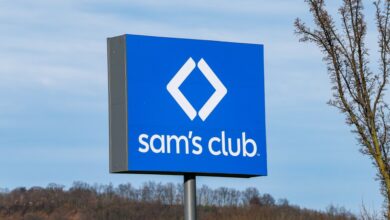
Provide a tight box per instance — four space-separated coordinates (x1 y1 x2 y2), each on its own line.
375 155 390 219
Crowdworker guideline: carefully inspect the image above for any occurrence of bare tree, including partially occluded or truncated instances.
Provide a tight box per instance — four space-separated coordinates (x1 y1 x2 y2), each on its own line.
260 194 275 206
198 185 213 206
216 187 229 206
295 0 390 218
116 183 137 201
163 183 176 205
241 187 260 206
140 181 156 203
227 189 241 207
175 183 184 205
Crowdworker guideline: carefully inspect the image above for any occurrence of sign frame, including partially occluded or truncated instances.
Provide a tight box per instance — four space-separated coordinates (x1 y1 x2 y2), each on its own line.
108 34 267 178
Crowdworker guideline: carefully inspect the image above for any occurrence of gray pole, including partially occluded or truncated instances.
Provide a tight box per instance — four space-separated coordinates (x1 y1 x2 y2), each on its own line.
184 174 197 220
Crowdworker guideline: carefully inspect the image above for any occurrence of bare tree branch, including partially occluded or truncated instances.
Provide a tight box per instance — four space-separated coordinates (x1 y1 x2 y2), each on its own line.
296 0 390 218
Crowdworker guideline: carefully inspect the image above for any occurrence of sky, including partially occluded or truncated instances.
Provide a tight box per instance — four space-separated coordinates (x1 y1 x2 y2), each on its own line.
0 0 384 215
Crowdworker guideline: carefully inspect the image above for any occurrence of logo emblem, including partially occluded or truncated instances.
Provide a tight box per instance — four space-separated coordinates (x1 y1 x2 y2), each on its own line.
167 58 227 121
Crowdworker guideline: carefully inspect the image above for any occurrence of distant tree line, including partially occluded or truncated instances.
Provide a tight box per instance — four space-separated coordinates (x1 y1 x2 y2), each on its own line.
0 181 356 220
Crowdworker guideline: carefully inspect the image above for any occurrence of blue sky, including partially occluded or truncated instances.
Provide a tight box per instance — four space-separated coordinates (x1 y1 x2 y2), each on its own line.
0 0 383 214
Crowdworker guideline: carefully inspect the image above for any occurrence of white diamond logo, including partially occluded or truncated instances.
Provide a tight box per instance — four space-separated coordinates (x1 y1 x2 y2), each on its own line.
167 57 228 121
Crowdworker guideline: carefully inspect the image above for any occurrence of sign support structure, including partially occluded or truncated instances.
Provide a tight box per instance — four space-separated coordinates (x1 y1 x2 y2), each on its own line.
184 174 196 220
107 34 268 220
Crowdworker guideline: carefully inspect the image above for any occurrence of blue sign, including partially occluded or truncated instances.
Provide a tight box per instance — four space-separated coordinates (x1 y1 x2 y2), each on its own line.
108 34 266 177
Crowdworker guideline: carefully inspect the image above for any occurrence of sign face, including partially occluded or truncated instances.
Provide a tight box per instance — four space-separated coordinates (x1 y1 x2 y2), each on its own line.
108 34 267 177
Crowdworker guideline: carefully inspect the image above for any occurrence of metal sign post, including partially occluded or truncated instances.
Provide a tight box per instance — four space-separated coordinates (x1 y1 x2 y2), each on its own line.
184 174 196 220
